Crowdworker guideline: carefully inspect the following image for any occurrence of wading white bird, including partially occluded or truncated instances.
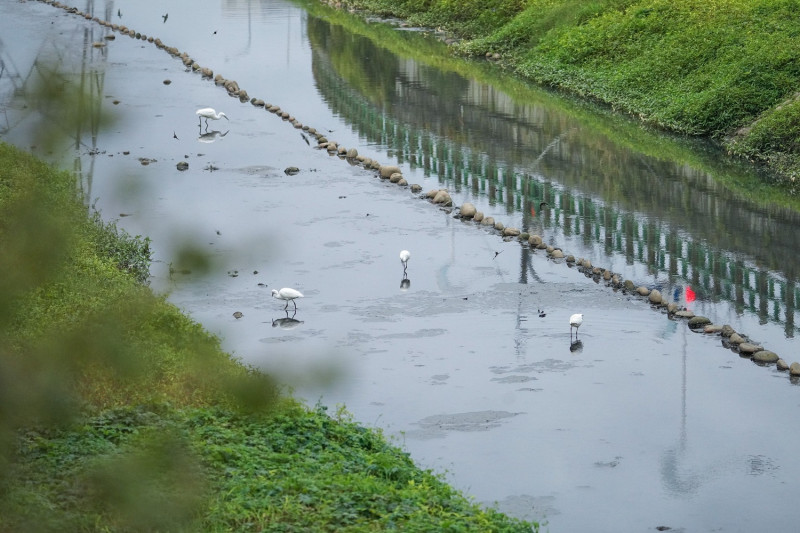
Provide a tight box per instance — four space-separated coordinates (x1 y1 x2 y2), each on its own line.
271 287 304 311
196 107 229 127
570 313 583 339
400 249 411 274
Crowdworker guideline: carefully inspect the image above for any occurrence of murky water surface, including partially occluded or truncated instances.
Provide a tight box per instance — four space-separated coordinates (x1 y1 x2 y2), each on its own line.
2 1 800 531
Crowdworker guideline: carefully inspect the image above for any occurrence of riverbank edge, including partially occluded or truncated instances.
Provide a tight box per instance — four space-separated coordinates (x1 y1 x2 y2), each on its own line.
0 141 536 530
320 0 800 192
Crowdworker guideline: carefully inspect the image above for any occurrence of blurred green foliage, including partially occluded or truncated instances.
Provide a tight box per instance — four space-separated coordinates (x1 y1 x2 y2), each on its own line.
0 140 280 528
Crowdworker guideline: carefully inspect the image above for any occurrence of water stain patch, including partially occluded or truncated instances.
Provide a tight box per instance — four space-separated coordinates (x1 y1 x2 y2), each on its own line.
409 410 522 440
377 329 447 340
491 375 537 384
486 493 561 524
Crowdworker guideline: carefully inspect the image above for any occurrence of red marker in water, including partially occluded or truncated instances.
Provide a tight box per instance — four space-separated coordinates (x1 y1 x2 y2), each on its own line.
685 286 696 302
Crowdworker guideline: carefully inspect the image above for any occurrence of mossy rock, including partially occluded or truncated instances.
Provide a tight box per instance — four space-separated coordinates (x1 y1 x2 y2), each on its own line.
687 316 711 328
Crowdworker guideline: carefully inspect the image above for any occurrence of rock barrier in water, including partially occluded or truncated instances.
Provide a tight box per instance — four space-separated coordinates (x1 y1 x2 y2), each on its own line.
37 0 799 384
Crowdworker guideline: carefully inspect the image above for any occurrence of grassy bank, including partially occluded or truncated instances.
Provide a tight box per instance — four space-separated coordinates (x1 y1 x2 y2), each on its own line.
0 142 534 531
330 0 800 190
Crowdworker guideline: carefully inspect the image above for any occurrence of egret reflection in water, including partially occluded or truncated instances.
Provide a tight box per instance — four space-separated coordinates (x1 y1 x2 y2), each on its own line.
272 310 303 329
198 129 229 143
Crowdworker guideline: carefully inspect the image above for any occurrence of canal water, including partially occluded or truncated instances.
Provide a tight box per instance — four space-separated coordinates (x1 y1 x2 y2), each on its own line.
2 1 799 531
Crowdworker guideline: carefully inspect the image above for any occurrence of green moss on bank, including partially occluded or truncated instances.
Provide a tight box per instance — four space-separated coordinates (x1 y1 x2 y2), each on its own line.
331 0 800 189
0 141 534 531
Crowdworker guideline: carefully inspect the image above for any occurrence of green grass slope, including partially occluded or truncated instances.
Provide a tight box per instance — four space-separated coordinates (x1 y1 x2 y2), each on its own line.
333 0 800 187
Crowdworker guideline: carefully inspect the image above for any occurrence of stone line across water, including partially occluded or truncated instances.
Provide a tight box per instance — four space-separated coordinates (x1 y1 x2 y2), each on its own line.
37 0 800 384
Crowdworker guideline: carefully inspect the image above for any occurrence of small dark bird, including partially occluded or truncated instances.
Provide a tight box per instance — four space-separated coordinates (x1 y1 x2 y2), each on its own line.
493 251 503 259
162 13 168 23
117 9 121 17
301 132 309 145
173 131 178 139
538 309 546 318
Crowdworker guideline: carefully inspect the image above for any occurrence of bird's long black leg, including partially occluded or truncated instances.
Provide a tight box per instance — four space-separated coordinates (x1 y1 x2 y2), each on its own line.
284 301 288 310
292 299 297 311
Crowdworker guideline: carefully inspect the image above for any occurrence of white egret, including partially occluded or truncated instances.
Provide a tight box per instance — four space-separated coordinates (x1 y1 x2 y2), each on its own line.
400 250 410 274
196 107 229 127
271 288 304 311
570 313 583 339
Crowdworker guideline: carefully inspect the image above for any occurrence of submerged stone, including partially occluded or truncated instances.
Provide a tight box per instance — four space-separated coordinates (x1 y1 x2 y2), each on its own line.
432 190 452 206
648 289 662 303
738 342 764 355
379 165 401 178
752 350 779 363
460 202 477 219
729 332 745 344
687 316 711 328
